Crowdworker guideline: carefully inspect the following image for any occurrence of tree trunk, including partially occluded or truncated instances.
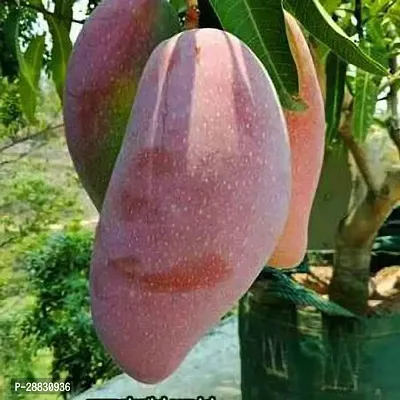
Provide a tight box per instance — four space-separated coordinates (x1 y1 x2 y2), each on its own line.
329 243 371 315
328 170 400 314
328 100 400 315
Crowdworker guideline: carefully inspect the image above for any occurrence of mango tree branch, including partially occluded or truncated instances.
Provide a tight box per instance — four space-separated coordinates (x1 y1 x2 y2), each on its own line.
379 71 400 93
339 109 381 195
354 0 363 39
0 124 64 153
0 141 47 166
329 164 400 314
329 53 400 315
338 166 400 246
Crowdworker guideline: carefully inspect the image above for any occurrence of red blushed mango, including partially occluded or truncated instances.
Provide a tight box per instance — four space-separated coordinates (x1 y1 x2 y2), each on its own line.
90 29 291 384
268 13 326 268
63 0 180 211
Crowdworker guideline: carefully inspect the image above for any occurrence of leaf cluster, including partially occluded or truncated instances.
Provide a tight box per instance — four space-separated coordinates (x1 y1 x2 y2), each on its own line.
0 2 36 79
20 228 120 398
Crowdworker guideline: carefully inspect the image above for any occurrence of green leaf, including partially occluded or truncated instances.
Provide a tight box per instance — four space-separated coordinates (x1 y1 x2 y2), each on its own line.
283 0 388 76
170 0 187 13
44 0 75 102
366 18 390 67
325 52 347 146
388 3 400 26
45 14 73 102
320 0 341 14
53 0 75 33
16 32 46 123
351 42 380 142
209 0 306 111
26 0 43 6
3 9 19 54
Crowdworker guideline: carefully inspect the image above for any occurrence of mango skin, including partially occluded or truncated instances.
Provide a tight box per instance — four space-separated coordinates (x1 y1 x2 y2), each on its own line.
90 28 291 384
268 13 325 268
63 0 181 211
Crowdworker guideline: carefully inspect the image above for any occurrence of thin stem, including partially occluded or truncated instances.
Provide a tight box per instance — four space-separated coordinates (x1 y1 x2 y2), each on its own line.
379 71 400 93
184 0 200 30
354 0 363 40
0 141 47 166
0 123 63 153
339 109 380 195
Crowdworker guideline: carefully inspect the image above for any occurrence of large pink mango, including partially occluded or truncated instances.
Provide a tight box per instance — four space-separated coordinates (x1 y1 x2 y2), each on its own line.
90 28 291 383
63 0 180 211
268 13 325 268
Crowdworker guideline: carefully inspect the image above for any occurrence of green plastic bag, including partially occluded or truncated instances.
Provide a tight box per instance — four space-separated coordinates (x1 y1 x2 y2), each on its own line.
239 266 400 400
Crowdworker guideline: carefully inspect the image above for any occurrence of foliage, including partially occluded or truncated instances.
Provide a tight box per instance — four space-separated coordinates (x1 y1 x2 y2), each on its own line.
0 0 398 395
0 313 38 400
324 0 399 146
0 2 37 79
20 228 120 398
0 77 27 139
0 0 391 117
0 161 82 250
0 149 86 400
0 0 396 143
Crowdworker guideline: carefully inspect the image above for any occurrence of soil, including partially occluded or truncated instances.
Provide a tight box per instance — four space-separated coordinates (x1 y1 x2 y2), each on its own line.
293 264 400 314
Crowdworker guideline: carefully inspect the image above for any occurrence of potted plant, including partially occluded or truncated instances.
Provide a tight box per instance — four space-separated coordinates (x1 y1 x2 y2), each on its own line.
240 2 400 398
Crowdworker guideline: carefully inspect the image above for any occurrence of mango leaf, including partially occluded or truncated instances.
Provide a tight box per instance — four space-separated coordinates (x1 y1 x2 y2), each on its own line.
26 0 43 6
368 0 385 14
388 3 400 26
320 0 341 14
311 38 330 65
365 18 390 67
16 32 46 123
209 0 306 111
46 14 73 102
346 75 355 97
3 9 19 54
53 0 75 32
351 42 380 142
325 52 347 146
283 0 388 76
170 0 186 13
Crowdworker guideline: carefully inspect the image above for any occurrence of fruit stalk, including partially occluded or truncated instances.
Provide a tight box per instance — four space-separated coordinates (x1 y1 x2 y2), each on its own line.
184 0 200 30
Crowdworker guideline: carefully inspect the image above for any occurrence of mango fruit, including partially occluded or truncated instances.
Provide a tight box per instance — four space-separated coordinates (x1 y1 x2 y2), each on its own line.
267 13 325 268
90 28 291 384
63 0 181 211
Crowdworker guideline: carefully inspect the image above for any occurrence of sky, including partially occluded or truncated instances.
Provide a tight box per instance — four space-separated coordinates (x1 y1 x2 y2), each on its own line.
36 0 87 43
70 0 88 42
